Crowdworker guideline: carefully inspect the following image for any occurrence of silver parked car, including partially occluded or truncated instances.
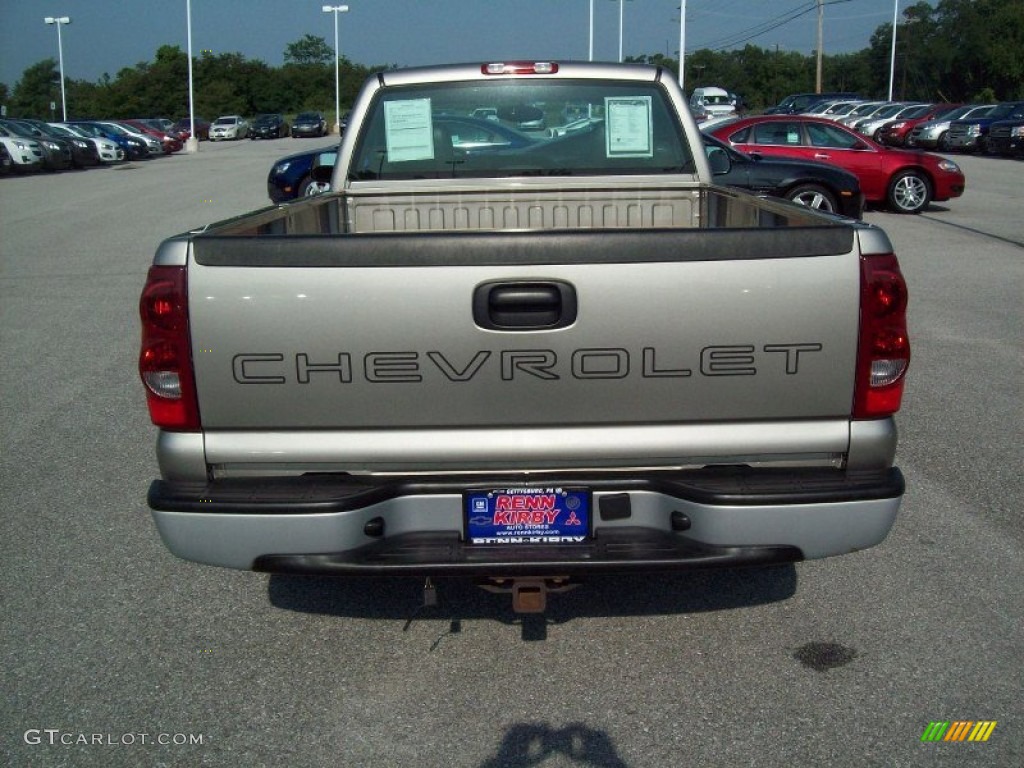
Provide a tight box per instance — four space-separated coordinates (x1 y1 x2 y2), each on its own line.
905 104 996 150
210 115 250 141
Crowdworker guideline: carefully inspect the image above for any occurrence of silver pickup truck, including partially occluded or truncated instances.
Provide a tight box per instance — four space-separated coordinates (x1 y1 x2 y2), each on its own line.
140 62 910 611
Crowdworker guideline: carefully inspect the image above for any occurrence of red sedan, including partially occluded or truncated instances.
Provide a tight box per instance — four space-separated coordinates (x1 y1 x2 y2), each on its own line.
122 119 183 154
709 115 965 214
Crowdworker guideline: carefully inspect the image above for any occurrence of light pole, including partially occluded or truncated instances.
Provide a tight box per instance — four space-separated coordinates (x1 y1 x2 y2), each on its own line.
43 16 71 121
323 4 349 135
588 0 594 61
678 1 686 90
888 0 899 100
608 0 633 63
185 0 198 153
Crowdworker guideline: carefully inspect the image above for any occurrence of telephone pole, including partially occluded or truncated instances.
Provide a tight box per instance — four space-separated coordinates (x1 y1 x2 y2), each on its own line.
815 0 824 93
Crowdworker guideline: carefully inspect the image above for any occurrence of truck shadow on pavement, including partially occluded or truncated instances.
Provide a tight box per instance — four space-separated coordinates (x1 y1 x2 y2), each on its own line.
267 566 797 640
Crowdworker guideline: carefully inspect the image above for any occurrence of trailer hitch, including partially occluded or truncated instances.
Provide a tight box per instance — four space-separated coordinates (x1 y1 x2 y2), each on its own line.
478 576 579 613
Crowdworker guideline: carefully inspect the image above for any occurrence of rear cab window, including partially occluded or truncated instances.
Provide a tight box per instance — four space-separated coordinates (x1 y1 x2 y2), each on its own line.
348 79 696 181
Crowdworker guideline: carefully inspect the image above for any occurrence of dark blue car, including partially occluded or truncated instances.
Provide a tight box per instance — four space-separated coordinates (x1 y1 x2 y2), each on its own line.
267 144 338 203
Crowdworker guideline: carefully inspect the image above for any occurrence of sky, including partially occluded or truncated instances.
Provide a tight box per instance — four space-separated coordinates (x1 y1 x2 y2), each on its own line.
1 1 923 91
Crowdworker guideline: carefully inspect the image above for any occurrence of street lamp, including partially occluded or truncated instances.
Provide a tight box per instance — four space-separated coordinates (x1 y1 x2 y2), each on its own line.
322 4 349 135
609 0 633 63
185 0 198 153
588 0 594 61
43 16 71 121
678 1 686 90
888 0 900 100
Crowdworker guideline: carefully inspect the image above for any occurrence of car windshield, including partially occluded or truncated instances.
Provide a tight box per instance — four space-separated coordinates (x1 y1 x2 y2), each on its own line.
988 102 1024 120
254 115 278 124
296 113 321 121
214 117 237 125
349 79 695 181
851 103 883 116
900 105 932 118
2 121 35 138
98 123 130 135
874 104 907 118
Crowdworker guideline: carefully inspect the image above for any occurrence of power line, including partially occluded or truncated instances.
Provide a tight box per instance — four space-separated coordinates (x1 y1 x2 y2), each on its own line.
696 0 853 52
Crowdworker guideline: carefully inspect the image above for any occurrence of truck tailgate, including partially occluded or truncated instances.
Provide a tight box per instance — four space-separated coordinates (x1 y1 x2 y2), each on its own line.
188 226 859 436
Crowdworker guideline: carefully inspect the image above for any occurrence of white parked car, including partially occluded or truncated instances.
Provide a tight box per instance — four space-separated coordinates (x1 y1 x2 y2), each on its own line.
49 123 125 163
689 86 737 119
210 115 250 140
0 125 44 171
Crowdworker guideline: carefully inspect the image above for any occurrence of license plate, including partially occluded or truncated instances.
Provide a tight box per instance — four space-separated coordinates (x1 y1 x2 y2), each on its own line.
464 487 591 545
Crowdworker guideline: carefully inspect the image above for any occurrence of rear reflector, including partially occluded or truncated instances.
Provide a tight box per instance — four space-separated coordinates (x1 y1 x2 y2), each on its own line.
854 254 910 419
139 265 200 430
482 62 559 75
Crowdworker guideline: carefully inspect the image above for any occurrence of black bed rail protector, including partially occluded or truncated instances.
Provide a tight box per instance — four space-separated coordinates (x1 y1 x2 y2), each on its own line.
191 226 856 269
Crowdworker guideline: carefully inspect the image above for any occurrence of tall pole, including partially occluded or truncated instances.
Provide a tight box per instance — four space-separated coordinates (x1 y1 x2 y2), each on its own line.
815 0 824 93
186 0 197 153
618 0 624 62
589 0 594 61
678 1 686 89
888 0 899 100
323 5 349 134
44 17 70 121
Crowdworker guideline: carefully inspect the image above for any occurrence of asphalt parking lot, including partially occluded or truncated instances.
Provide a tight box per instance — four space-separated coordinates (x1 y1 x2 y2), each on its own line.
1 141 1021 767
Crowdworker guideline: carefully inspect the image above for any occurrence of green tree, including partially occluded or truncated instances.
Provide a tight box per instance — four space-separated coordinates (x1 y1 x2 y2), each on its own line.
284 35 334 66
11 58 61 118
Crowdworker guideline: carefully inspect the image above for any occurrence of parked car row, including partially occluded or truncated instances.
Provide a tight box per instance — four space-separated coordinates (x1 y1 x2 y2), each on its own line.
1 109 337 177
0 118 123 173
0 113 212 174
769 94 1024 159
944 101 1024 157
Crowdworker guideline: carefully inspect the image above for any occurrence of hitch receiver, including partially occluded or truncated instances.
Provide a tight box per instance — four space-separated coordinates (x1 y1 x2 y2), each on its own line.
478 577 579 613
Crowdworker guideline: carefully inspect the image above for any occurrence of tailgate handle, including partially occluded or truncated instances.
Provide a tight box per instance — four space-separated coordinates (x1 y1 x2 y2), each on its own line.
473 280 577 331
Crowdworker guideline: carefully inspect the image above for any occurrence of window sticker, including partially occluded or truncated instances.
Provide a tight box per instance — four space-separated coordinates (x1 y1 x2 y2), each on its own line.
384 98 434 162
605 96 653 158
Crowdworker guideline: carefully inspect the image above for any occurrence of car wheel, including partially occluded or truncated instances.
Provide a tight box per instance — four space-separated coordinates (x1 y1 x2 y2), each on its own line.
887 170 931 214
937 131 950 151
299 176 330 197
785 184 838 213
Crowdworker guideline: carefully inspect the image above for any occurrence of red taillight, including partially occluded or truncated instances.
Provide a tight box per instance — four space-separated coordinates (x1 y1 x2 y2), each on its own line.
482 61 558 75
854 254 910 418
139 265 200 430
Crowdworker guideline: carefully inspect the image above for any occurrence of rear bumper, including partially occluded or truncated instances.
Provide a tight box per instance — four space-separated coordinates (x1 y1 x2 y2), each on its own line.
149 467 903 574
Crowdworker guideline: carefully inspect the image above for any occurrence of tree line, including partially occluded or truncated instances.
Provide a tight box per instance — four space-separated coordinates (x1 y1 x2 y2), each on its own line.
2 0 1020 122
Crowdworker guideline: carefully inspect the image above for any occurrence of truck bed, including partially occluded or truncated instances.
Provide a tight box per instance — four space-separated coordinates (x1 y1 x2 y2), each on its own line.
200 182 844 237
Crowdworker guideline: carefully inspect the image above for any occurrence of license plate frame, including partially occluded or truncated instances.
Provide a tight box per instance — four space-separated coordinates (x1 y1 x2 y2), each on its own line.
464 487 592 545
